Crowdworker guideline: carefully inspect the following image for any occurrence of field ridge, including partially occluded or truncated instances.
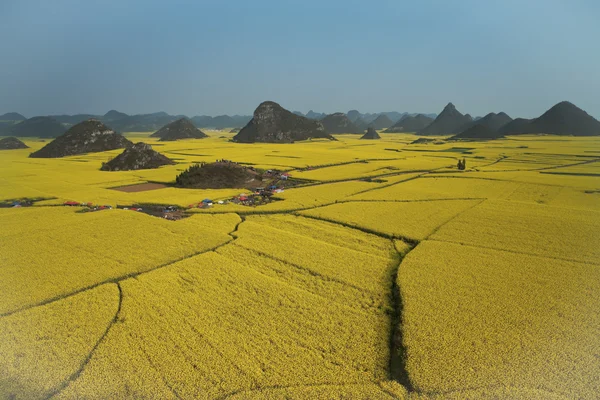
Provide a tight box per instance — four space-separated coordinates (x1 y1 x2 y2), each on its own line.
45 282 123 400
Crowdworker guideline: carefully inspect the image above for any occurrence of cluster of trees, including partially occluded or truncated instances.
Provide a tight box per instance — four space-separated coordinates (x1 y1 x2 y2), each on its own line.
457 158 467 170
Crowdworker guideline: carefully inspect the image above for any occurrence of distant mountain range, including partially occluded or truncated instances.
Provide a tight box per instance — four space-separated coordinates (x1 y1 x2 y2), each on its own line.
0 112 26 121
292 109 437 124
0 110 253 135
449 101 600 140
418 103 473 135
0 108 435 136
320 113 363 134
385 114 435 133
1 101 598 139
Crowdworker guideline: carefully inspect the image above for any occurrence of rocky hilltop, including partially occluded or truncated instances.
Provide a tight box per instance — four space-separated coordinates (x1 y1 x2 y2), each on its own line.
0 137 29 150
175 162 262 188
418 103 472 135
101 142 174 171
233 101 334 143
8 116 66 138
321 113 363 134
30 119 132 158
151 118 208 141
385 114 434 133
367 114 394 130
502 101 600 136
361 127 381 140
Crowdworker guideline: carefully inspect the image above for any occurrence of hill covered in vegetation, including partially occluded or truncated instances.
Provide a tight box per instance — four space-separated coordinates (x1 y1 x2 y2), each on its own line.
30 119 131 158
233 101 334 143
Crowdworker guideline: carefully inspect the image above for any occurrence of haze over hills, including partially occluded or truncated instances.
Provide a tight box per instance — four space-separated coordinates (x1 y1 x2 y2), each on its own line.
345 110 436 124
353 116 368 131
151 118 208 142
347 110 361 122
190 115 252 130
467 112 513 132
0 112 26 121
501 101 600 136
418 103 473 135
498 118 532 135
385 114 434 133
1 100 598 138
50 114 98 125
367 114 394 130
450 123 504 140
6 116 66 138
103 110 129 122
305 110 327 120
320 113 363 134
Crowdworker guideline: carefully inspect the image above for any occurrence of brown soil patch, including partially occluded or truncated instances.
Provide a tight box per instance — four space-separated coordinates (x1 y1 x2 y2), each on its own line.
111 183 168 192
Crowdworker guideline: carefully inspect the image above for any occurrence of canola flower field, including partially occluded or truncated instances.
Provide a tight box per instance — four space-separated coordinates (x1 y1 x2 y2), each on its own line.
1 130 599 399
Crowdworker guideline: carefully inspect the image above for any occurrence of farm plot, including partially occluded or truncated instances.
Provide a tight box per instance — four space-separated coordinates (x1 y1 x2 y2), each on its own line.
226 382 407 399
299 199 481 240
0 208 240 314
231 215 396 297
55 217 397 398
291 157 451 181
349 176 517 202
430 199 600 265
399 240 600 398
0 284 119 400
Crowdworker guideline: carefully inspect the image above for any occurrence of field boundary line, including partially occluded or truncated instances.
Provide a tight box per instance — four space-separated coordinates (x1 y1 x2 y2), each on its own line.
427 238 600 267
235 245 375 295
388 241 416 391
215 244 378 315
240 215 392 260
425 198 485 240
295 213 420 245
44 282 123 400
337 197 485 204
0 215 245 319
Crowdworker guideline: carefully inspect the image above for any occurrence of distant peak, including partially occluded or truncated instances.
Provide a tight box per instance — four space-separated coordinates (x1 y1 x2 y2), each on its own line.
551 101 578 111
444 102 456 110
257 101 281 108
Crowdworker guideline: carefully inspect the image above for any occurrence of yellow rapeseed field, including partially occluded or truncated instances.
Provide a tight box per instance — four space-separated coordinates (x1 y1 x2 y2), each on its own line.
55 239 394 398
399 240 600 398
299 199 481 240
349 176 517 201
0 207 240 314
0 284 119 400
431 199 600 265
1 132 599 398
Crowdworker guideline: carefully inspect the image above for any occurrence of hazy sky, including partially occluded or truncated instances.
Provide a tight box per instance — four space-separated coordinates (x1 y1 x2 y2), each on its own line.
1 0 599 118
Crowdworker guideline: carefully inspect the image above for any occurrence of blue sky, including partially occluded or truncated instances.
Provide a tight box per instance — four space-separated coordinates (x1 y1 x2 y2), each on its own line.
1 0 599 118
